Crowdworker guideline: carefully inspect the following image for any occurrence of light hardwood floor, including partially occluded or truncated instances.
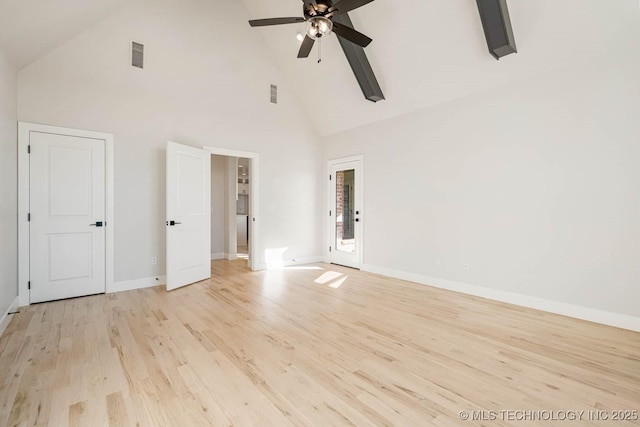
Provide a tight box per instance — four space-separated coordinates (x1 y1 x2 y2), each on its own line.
1 260 639 426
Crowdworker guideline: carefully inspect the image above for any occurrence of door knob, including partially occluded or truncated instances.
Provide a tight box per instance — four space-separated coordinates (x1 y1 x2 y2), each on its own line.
89 221 104 227
167 220 182 226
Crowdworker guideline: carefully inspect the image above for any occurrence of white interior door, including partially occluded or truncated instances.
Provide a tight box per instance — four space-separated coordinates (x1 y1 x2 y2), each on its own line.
166 141 211 290
29 132 106 303
330 159 363 269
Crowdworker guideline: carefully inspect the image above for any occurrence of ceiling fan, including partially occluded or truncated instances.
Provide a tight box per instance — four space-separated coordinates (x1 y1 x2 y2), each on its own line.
248 0 375 59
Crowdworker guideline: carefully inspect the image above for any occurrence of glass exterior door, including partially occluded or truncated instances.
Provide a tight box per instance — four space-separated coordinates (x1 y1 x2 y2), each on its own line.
330 159 362 268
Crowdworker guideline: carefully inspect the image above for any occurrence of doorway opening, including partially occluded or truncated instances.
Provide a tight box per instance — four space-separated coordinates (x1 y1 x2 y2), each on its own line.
165 144 259 291
236 158 250 259
205 147 259 271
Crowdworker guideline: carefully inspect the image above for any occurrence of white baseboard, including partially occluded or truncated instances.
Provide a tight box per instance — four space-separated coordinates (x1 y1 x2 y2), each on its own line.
284 256 324 267
0 297 19 338
108 276 166 293
212 253 244 261
361 264 640 332
251 256 323 271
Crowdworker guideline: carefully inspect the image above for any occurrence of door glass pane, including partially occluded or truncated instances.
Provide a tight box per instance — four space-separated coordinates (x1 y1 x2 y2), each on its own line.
336 169 355 254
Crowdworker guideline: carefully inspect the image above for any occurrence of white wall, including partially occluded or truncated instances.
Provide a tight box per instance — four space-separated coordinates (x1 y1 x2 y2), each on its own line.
324 53 640 322
211 154 226 258
0 46 18 327
18 0 322 283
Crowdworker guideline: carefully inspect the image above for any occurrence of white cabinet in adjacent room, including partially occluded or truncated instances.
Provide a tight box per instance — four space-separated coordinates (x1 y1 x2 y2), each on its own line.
237 215 248 246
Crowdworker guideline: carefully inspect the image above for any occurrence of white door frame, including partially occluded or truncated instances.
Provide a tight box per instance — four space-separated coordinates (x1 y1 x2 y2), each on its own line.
18 122 114 306
203 146 260 271
327 155 364 269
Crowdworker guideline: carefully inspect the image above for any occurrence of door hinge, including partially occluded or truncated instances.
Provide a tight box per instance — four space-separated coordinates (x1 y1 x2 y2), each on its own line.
28 281 31 290
27 213 31 222
329 210 332 216
329 174 332 181
329 246 332 253
27 145 31 154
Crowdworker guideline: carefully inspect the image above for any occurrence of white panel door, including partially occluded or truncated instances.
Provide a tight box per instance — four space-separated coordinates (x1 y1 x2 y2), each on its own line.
30 132 106 303
330 159 363 269
166 142 211 291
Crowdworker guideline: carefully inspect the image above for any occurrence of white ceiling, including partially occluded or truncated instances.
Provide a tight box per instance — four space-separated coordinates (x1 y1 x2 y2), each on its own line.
0 0 131 69
1 0 638 135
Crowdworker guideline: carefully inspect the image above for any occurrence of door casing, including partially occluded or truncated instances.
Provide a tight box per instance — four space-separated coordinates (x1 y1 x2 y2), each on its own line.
18 122 114 306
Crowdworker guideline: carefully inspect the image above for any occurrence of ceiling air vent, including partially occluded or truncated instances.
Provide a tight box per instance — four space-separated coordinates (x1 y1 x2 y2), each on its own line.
132 42 144 69
270 84 277 104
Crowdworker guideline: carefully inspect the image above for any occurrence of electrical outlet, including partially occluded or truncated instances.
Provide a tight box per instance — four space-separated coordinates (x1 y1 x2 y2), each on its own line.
151 257 157 265
463 261 470 270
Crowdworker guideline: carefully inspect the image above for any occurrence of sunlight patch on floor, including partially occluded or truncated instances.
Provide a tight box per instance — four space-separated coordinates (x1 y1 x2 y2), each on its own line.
329 275 348 288
314 271 343 284
314 271 349 288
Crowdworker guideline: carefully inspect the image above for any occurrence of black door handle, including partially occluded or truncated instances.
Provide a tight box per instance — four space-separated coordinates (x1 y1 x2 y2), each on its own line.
355 218 360 222
89 221 104 227
167 220 182 226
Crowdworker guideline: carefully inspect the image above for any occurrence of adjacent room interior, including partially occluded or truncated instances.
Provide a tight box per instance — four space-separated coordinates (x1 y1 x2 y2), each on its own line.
210 154 253 264
0 0 639 425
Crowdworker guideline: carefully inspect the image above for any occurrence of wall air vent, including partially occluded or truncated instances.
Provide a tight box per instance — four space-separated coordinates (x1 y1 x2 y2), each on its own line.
132 42 144 69
270 84 277 104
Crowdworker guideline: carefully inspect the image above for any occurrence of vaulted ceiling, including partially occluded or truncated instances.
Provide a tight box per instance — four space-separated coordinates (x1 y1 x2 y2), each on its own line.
242 0 639 134
0 0 131 69
1 0 638 135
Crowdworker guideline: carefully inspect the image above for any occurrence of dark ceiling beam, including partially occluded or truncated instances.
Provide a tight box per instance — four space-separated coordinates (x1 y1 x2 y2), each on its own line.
476 0 517 60
332 13 385 102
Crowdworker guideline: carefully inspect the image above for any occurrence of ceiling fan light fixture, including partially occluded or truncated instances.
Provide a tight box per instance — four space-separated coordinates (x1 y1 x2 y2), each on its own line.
307 16 333 40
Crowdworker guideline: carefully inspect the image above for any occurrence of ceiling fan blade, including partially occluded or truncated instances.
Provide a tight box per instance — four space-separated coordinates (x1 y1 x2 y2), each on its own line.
332 22 372 47
302 0 318 10
327 0 374 17
297 35 315 58
249 17 305 27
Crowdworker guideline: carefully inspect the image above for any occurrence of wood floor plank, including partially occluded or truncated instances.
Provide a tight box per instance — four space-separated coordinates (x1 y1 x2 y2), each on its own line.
0 259 639 426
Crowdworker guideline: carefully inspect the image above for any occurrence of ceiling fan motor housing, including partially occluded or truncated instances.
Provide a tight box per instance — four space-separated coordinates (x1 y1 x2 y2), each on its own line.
308 16 333 39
